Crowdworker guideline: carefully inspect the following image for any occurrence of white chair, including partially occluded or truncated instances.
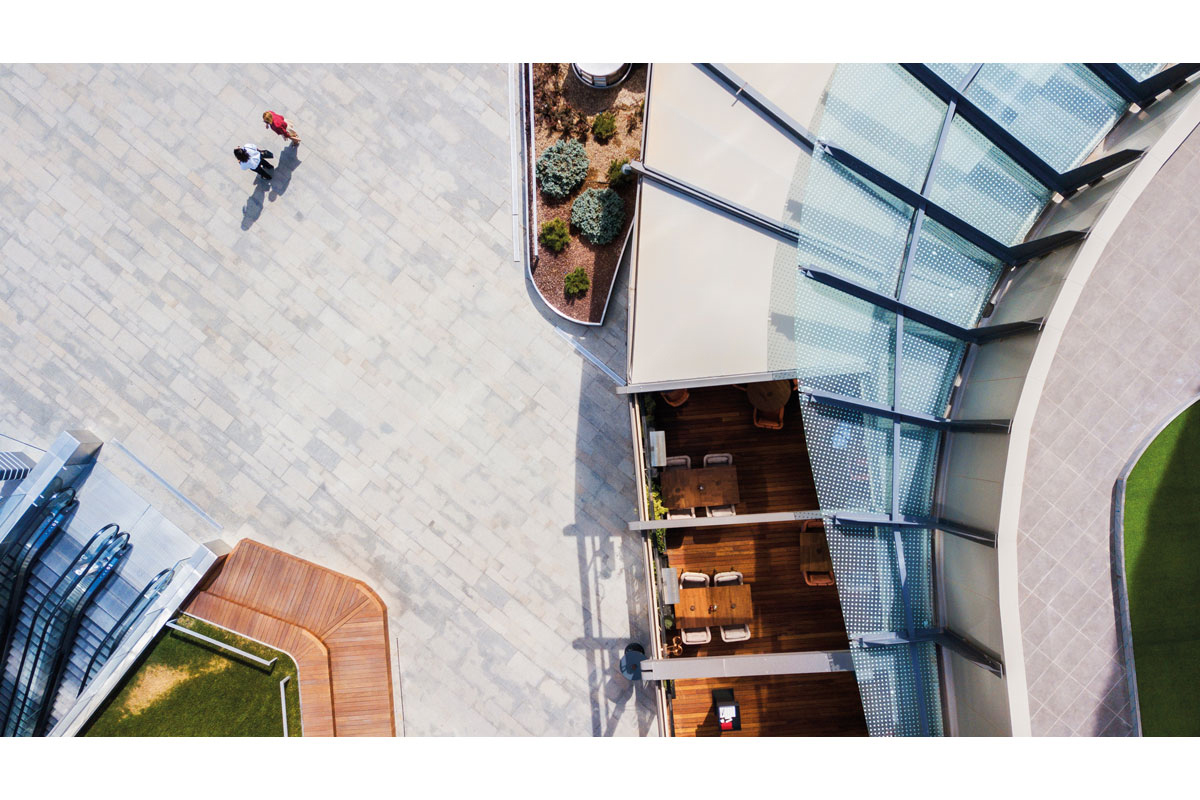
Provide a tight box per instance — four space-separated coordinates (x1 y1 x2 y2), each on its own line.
681 627 712 645
667 506 695 520
719 624 751 643
679 571 710 589
664 455 691 469
703 453 733 467
713 571 743 586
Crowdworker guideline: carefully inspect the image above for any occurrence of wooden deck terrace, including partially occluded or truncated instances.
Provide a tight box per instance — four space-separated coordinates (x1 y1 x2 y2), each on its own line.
653 384 866 735
185 539 395 737
653 384 816 514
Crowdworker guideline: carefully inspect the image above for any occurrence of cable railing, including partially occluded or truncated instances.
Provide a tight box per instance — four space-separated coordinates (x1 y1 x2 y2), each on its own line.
0 525 130 736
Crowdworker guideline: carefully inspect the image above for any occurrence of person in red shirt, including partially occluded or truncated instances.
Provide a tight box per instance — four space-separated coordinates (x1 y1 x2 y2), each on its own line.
262 111 301 146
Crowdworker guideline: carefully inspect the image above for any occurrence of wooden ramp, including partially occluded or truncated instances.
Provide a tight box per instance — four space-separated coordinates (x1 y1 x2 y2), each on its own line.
185 539 395 736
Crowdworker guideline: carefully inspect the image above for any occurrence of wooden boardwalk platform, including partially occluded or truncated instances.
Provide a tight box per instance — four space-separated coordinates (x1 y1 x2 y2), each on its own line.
185 539 395 736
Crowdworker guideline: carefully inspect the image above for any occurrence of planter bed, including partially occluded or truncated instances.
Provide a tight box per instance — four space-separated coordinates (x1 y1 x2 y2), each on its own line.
526 63 646 325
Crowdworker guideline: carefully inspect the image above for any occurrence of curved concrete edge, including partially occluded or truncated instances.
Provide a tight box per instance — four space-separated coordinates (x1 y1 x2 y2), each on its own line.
1110 392 1200 736
510 62 629 329
995 94 1200 737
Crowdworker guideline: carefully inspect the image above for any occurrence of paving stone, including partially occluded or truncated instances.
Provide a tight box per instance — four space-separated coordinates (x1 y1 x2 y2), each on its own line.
0 64 651 736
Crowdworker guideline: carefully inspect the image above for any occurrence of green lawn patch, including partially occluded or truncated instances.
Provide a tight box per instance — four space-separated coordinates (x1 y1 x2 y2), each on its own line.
1123 400 1200 736
83 615 302 737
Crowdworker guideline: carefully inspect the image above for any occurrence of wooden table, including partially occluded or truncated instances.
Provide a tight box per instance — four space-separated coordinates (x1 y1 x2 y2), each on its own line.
746 379 793 411
674 585 753 628
797 529 833 572
660 465 740 510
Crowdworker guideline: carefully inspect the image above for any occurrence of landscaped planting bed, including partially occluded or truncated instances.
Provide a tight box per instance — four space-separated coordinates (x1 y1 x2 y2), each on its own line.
528 63 646 324
83 615 302 737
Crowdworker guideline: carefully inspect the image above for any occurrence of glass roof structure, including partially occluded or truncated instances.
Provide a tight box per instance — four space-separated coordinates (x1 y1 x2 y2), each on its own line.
628 62 1156 735
791 63 1140 735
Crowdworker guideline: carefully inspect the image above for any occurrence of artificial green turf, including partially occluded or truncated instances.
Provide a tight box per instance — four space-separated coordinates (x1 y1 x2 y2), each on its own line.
83 616 302 737
1122 400 1200 736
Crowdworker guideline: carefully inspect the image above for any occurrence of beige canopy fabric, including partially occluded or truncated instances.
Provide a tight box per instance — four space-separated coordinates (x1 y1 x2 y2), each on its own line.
628 63 836 387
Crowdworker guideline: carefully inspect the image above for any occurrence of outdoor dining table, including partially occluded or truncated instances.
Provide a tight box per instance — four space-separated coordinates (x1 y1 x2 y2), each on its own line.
746 379 794 411
660 465 740 510
674 585 753 628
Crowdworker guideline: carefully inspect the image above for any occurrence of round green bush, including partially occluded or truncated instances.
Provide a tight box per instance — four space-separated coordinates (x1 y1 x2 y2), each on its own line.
536 139 589 200
570 188 625 245
564 267 590 298
591 111 617 142
538 218 570 253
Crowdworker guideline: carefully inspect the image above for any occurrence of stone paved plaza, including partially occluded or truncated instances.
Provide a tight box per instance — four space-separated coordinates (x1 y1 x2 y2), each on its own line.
0 64 655 735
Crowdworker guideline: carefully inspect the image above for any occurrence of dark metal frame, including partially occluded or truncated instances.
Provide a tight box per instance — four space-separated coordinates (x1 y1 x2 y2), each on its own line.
856 628 1003 677
901 63 1146 197
1085 63 1200 110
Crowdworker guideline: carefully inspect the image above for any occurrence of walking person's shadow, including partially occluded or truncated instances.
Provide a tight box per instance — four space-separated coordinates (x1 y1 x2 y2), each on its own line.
240 146 303 231
269 146 302 201
241 175 269 230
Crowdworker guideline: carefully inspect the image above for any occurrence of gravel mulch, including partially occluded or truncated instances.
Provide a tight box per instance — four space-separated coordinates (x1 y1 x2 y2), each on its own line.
529 64 647 324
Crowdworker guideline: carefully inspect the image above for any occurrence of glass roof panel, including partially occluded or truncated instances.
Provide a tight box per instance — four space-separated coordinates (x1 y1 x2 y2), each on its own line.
964 63 1127 172
1119 62 1165 82
903 218 1006 328
926 63 976 89
794 151 914 295
896 321 965 417
815 64 948 192
927 115 1053 245
850 643 943 736
799 403 892 515
795 280 894 406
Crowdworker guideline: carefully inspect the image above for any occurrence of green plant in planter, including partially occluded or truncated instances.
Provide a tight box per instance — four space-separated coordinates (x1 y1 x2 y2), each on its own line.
591 111 617 142
536 138 589 200
607 157 633 189
649 483 668 556
571 188 625 245
564 267 590 298
538 218 570 253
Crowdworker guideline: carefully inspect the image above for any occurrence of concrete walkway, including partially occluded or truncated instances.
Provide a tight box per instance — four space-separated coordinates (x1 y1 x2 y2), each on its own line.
1018 125 1200 736
0 64 654 735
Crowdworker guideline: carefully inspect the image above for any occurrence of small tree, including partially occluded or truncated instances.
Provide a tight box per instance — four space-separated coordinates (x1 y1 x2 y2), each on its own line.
591 111 617 143
538 219 570 253
564 267 590 298
571 188 626 245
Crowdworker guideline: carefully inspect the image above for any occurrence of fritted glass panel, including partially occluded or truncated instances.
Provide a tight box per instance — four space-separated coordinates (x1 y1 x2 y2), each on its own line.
928 115 1052 245
926 63 976 89
795 280 894 406
896 320 965 416
964 63 1127 172
850 642 944 736
1119 62 1165 82
794 151 914 295
799 403 892 514
815 64 947 192
825 523 905 634
896 425 941 517
903 218 1005 328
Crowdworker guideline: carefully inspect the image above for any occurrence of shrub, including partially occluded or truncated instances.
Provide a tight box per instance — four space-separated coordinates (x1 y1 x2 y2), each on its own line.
538 218 570 253
564 267 590 298
607 158 633 189
626 100 645 134
591 111 617 142
650 484 668 555
536 139 589 200
571 188 626 245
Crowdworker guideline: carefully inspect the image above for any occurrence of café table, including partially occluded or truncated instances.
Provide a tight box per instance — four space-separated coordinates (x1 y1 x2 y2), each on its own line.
674 584 753 628
746 379 794 411
660 465 739 510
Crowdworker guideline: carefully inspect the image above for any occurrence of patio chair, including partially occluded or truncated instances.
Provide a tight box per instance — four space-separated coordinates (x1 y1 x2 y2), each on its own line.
679 571 710 589
681 627 712 645
713 571 743 586
661 389 690 407
804 570 836 587
754 406 784 430
719 623 751 643
703 453 733 467
664 455 692 469
666 505 696 520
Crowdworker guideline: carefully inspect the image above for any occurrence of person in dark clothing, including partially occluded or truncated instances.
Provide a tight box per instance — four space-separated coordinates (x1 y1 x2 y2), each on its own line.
234 144 274 179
